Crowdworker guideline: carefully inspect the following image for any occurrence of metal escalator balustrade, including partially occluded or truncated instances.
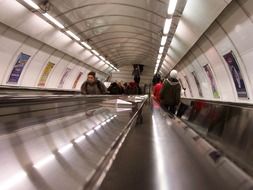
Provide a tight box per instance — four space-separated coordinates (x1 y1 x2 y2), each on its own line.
0 95 147 190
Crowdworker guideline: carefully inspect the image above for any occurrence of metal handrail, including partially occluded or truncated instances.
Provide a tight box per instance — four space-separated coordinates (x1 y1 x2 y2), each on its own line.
83 97 147 190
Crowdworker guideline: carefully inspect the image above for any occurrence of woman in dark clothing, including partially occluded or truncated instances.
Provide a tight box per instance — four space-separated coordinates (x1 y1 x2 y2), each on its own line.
160 70 181 114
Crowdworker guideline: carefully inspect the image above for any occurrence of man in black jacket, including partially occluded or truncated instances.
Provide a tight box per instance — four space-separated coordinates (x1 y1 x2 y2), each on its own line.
160 70 181 114
81 71 106 95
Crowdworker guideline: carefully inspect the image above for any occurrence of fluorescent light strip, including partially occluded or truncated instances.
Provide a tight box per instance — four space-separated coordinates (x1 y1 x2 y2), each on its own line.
33 154 55 169
163 18 172 35
74 135 86 143
0 170 27 190
159 46 164 54
161 35 167 46
43 13 64 29
95 125 101 130
23 0 40 10
99 56 106 61
101 122 107 126
168 0 178 15
81 42 92 49
158 54 162 59
66 30 80 41
58 143 73 154
86 130 95 136
91 50 99 56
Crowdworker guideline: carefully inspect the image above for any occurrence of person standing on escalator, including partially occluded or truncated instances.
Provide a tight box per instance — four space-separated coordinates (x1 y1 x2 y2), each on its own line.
81 71 107 95
160 70 181 114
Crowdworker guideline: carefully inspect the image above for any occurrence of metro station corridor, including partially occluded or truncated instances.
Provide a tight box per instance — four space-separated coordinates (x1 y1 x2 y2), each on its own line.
1 0 253 189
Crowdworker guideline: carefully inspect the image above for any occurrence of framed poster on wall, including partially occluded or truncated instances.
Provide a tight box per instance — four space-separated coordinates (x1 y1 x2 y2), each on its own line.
58 68 71 88
203 64 220 98
38 62 55 87
191 71 203 97
223 51 248 98
72 72 83 89
184 75 193 97
7 52 31 84
178 78 186 97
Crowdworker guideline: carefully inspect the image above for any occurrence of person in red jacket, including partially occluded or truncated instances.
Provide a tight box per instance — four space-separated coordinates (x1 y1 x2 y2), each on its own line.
153 78 163 103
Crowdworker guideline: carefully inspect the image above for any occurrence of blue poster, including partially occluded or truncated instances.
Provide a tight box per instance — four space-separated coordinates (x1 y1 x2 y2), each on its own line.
7 52 31 83
223 51 248 98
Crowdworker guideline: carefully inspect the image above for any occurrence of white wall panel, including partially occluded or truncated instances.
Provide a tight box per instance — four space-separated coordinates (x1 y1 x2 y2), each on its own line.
191 47 213 98
180 68 192 98
47 55 73 88
184 62 201 98
198 37 234 101
238 0 253 21
218 2 253 55
35 51 64 87
0 0 109 77
2 35 42 86
217 1 253 101
0 21 7 34
21 45 54 87
0 27 26 84
61 60 77 89
75 67 90 90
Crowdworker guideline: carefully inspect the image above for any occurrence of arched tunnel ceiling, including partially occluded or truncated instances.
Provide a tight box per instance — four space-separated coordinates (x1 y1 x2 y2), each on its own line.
44 0 232 73
0 0 232 76
44 0 169 68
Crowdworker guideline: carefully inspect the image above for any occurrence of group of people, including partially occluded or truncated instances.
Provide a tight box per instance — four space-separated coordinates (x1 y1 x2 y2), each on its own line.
152 70 181 115
80 70 183 116
80 71 142 95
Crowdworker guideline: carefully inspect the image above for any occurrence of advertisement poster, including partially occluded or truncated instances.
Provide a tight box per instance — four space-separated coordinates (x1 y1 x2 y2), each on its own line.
203 64 220 98
223 51 248 98
184 75 193 97
192 71 203 97
178 78 186 97
38 62 55 87
72 72 83 89
7 52 31 84
58 68 71 88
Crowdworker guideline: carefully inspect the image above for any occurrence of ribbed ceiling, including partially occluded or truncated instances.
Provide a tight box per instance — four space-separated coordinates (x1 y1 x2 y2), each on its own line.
43 0 171 69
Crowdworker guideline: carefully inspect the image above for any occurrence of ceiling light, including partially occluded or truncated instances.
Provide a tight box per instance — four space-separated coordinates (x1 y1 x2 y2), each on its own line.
43 13 64 29
161 35 167 46
23 0 40 10
91 50 99 56
81 41 92 49
163 19 172 35
168 0 178 15
159 46 164 54
66 30 80 41
99 56 106 61
158 54 162 59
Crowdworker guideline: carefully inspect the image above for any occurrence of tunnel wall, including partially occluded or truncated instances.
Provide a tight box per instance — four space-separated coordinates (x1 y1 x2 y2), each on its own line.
0 22 106 89
0 1 110 90
175 0 253 103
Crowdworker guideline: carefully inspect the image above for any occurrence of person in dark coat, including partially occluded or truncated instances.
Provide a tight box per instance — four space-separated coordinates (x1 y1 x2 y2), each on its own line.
81 71 106 95
160 70 181 114
108 82 122 95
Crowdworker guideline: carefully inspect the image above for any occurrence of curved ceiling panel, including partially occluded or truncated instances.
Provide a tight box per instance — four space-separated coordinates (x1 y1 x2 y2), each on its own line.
47 0 167 68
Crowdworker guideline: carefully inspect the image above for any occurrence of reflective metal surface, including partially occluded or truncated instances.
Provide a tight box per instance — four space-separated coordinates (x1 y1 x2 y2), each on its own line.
181 98 253 176
0 95 147 190
100 100 234 190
